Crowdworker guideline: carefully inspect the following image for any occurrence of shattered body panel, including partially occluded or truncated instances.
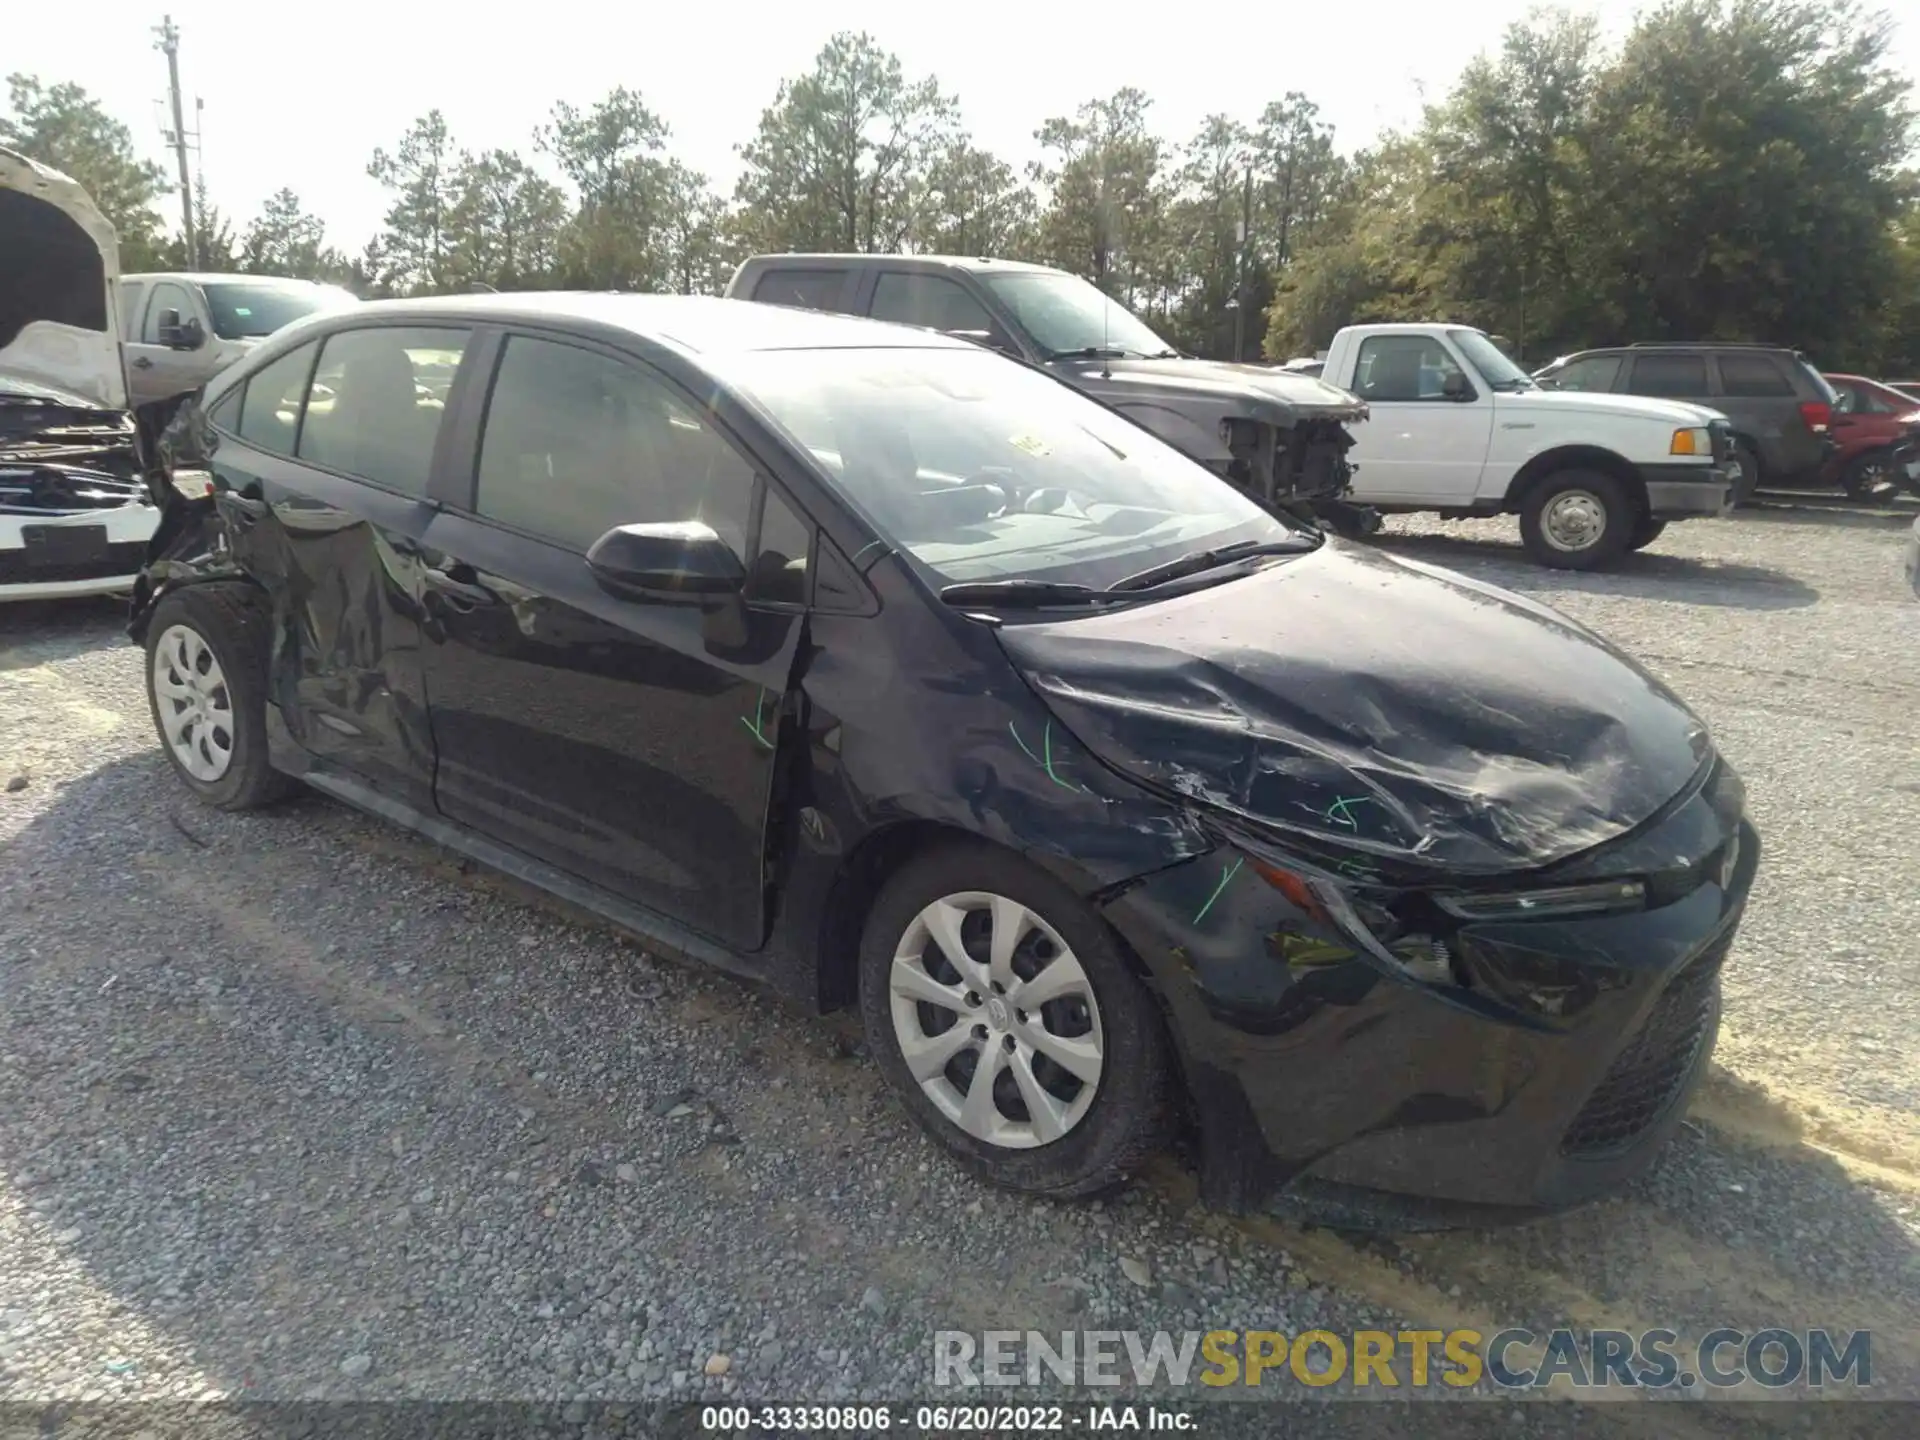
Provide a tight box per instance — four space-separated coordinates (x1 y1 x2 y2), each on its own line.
131 293 1760 1218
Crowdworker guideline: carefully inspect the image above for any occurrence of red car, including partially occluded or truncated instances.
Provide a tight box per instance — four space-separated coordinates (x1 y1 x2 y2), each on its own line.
1824 374 1920 499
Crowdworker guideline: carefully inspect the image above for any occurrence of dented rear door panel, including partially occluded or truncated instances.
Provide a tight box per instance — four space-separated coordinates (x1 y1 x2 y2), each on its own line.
193 424 440 811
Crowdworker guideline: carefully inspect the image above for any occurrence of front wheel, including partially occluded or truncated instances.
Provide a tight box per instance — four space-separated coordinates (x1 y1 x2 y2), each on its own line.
1729 441 1762 507
858 843 1174 1199
1627 516 1668 551
1519 470 1634 570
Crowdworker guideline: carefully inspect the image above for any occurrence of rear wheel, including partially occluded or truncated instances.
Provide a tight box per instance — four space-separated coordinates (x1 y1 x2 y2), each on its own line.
858 843 1173 1199
143 583 297 811
1841 448 1901 502
1519 470 1634 570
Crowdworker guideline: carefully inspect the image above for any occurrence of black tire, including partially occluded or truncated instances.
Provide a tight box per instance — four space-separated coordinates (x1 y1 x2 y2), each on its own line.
143 582 298 811
1840 448 1899 502
1627 516 1668 551
1518 469 1634 570
858 842 1174 1199
1729 440 1762 507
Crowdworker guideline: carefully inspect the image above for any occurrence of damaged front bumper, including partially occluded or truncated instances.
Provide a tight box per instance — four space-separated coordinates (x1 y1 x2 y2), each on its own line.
0 400 155 600
1100 757 1760 1222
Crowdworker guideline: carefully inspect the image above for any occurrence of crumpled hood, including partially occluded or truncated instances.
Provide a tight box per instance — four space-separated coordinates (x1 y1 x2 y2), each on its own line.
1065 355 1368 425
995 543 1711 877
1 146 126 411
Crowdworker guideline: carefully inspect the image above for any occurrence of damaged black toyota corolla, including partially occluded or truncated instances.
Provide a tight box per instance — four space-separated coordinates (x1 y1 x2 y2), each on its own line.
130 294 1760 1223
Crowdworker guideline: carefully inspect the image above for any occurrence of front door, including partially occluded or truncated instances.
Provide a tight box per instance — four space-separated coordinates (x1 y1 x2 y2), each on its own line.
417 330 811 951
1344 333 1495 504
123 279 208 408
200 322 473 812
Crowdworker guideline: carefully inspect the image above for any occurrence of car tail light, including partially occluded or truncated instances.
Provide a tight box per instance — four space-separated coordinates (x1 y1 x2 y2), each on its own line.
1798 401 1831 433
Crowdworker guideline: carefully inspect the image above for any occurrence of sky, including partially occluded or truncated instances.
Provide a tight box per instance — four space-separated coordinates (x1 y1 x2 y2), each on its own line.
10 0 1918 255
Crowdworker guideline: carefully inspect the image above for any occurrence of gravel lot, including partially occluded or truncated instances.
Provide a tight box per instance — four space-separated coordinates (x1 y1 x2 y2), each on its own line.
2 496 1916 1429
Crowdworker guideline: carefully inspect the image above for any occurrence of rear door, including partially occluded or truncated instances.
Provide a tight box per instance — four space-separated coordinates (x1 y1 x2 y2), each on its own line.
204 321 473 810
1711 352 1819 480
415 328 810 951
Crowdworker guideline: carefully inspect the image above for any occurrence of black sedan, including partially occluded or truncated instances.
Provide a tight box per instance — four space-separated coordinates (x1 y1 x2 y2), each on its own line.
130 294 1759 1221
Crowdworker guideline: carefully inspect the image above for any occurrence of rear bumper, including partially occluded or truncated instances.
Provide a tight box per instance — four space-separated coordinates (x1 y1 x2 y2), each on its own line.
1640 462 1733 518
1100 768 1760 1219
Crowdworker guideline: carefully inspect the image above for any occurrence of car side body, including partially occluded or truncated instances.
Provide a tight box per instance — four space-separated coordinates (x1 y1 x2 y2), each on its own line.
130 294 1760 1222
1822 373 1920 500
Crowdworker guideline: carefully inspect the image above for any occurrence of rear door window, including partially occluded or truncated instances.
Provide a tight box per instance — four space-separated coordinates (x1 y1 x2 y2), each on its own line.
234 342 319 456
1715 354 1794 398
1625 354 1708 398
1544 354 1622 392
750 269 852 314
298 326 469 496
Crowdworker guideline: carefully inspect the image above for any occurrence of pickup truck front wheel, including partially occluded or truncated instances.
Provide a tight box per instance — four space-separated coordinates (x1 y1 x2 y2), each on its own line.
1519 470 1634 570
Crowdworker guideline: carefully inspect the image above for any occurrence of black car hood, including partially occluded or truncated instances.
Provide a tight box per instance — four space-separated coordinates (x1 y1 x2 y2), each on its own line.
995 543 1711 877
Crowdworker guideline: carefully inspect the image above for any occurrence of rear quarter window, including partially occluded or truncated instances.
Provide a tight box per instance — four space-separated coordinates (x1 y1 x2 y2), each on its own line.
751 269 852 314
1716 354 1795 398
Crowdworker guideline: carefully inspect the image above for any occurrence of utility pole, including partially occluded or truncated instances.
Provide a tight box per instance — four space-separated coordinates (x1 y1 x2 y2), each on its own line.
155 15 196 268
1233 162 1254 362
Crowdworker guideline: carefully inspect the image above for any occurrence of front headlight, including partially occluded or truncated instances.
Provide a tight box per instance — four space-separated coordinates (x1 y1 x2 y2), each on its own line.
1436 880 1646 921
1245 854 1460 988
1670 426 1713 456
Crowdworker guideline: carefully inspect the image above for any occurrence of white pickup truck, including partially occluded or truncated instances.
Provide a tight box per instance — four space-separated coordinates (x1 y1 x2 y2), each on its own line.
1321 323 1736 569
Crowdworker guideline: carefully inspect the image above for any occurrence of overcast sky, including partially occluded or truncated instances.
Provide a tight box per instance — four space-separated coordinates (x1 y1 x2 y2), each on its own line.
10 1 1917 255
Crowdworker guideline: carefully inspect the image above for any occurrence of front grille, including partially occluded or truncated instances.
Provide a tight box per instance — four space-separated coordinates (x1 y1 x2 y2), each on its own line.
1560 937 1726 1157
0 541 148 586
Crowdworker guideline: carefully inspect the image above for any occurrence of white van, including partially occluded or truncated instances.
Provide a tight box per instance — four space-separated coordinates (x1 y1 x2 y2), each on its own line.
0 146 157 601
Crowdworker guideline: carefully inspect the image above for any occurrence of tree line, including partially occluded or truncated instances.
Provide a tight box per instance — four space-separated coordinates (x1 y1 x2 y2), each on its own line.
4 0 1916 372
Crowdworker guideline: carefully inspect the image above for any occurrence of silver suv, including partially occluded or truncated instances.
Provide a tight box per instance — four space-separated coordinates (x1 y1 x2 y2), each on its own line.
118 273 357 408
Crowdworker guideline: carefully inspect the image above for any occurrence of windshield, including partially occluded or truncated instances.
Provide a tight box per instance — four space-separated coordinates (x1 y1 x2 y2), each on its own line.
725 346 1303 591
980 271 1175 360
1450 329 1534 391
201 282 356 340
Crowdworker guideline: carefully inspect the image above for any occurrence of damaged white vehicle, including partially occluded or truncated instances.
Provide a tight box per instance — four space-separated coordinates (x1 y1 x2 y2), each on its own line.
1 146 156 601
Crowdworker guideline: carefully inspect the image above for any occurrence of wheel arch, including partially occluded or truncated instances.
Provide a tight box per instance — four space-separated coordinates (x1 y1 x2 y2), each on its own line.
1503 445 1647 515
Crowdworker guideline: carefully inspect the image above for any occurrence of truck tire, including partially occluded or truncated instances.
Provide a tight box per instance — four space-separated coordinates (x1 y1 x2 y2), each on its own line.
1519 470 1634 571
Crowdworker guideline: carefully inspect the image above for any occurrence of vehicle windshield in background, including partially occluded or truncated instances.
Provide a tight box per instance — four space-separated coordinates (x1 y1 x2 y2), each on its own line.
979 271 1176 360
1452 329 1536 390
727 346 1305 591
201 283 356 340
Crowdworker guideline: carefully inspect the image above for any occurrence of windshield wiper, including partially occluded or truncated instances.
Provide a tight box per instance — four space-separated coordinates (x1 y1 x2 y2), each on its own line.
1106 537 1318 593
1043 345 1136 362
939 579 1130 610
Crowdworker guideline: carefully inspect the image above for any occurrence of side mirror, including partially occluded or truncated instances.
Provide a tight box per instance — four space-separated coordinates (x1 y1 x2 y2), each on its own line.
1441 371 1474 401
158 310 206 350
586 521 745 603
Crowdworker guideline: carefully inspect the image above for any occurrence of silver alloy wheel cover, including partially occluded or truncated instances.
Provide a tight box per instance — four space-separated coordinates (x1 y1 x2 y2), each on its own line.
1542 489 1607 552
888 891 1105 1149
152 623 236 783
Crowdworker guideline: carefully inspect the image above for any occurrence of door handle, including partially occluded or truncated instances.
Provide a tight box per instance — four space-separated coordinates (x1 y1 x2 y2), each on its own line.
131 356 154 370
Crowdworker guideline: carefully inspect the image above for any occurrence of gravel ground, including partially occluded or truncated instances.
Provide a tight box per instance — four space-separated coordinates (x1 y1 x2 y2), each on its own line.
1 494 1916 1431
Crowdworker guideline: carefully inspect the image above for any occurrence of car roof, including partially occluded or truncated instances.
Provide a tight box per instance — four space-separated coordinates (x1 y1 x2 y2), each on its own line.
741 253 1061 276
293 292 978 356
121 272 343 286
